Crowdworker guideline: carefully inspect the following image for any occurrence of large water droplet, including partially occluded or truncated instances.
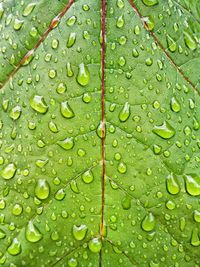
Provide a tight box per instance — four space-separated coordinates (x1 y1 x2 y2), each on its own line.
142 0 158 6
57 137 74 150
26 221 42 243
7 238 21 255
88 238 102 253
170 97 181 112
77 63 90 86
30 95 48 114
119 102 130 122
153 121 175 139
82 170 94 184
141 213 156 232
1 163 17 180
191 228 200 247
184 174 200 196
183 31 197 51
35 179 50 200
72 224 88 240
23 3 36 16
60 101 75 119
67 32 76 48
166 173 180 195
166 34 177 52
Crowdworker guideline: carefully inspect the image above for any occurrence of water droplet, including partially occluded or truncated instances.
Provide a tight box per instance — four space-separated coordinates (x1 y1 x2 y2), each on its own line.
82 92 92 103
121 196 131 210
60 101 75 119
116 15 124 28
141 213 156 232
67 32 76 48
25 221 42 243
82 170 94 184
7 238 21 255
68 258 78 267
66 15 77 26
183 31 197 51
145 16 155 30
12 204 23 216
153 121 175 139
166 173 180 195
170 97 181 112
1 163 17 180
145 57 153 66
77 63 90 86
0 229 6 239
132 48 139 57
48 121 58 133
184 174 200 196
56 83 66 94
96 121 105 139
72 224 88 240
66 62 74 77
23 3 36 17
0 3 4 19
194 210 200 223
119 102 130 122
35 179 50 200
88 238 102 253
142 0 158 6
55 188 66 200
191 228 200 247
117 162 127 174
9 106 22 120
166 34 177 52
70 180 79 193
23 50 34 66
30 95 48 114
13 19 24 30
57 137 74 150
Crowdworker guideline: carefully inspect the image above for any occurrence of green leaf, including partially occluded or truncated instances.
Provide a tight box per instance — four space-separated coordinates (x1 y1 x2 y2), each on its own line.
0 0 200 266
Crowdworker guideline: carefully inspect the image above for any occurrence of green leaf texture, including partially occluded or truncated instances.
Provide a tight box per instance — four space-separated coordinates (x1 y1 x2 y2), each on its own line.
0 0 200 266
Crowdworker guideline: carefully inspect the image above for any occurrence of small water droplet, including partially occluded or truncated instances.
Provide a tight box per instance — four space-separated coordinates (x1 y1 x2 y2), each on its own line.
56 83 66 94
153 121 175 139
67 32 76 48
55 188 66 200
96 121 105 139
66 15 77 26
13 19 24 30
117 162 127 174
142 0 158 6
72 224 88 240
191 228 200 247
35 179 50 200
9 106 22 120
23 3 36 17
166 34 177 52
170 97 181 112
82 170 94 184
116 15 124 28
183 31 197 51
194 210 200 223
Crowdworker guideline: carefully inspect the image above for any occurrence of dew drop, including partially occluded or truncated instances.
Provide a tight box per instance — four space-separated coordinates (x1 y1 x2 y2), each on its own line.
1 163 17 180
119 102 130 122
9 106 22 120
7 238 21 256
68 258 78 267
13 19 24 30
142 0 158 6
0 229 6 239
35 179 50 200
170 97 181 112
23 3 36 17
56 83 66 94
88 238 102 253
96 121 105 139
117 162 127 174
82 170 94 184
12 204 23 216
30 95 48 114
166 34 177 52
184 174 200 196
77 63 90 86
194 210 200 223
67 32 76 48
116 15 124 28
48 121 58 133
183 31 197 51
141 212 156 232
57 137 74 150
72 224 88 240
153 121 175 139
166 173 180 195
55 188 66 200
25 221 42 243
60 101 75 119
66 15 77 26
191 228 200 247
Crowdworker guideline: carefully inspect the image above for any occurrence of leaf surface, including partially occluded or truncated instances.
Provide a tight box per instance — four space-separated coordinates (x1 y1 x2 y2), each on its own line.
0 0 200 266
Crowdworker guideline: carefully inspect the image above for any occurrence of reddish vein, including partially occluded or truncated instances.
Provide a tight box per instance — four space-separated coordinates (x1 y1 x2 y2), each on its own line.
128 0 199 96
0 0 75 90
100 0 106 239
